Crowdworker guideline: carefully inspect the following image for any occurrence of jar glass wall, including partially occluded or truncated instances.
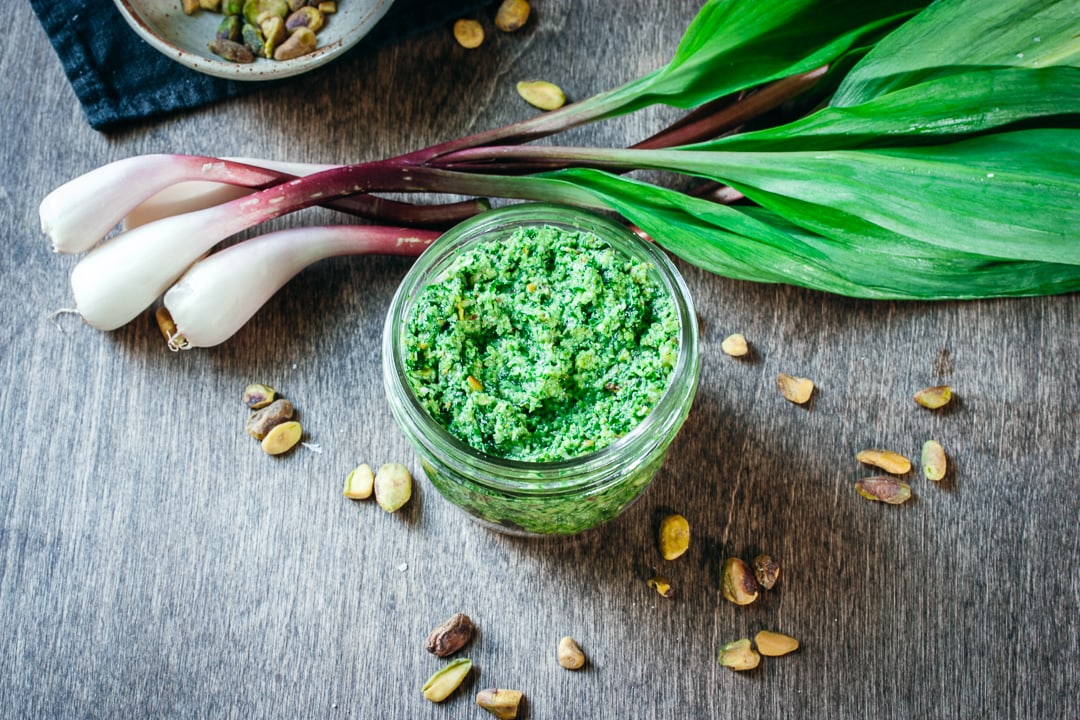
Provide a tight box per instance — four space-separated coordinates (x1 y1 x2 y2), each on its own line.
382 204 700 535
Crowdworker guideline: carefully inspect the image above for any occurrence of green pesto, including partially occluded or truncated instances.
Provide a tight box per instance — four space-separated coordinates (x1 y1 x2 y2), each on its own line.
403 225 679 463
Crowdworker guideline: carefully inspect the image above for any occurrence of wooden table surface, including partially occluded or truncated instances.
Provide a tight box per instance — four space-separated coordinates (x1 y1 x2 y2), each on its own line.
4 2 1079 718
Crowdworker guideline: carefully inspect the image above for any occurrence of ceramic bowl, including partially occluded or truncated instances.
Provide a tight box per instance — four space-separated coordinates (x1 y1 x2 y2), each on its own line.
113 0 395 81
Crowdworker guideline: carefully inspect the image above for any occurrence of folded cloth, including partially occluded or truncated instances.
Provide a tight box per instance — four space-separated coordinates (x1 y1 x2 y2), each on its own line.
31 0 488 132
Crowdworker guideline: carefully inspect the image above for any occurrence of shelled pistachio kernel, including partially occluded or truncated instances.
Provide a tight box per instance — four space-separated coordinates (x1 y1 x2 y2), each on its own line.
922 440 947 481
343 463 375 500
718 638 760 671
422 658 472 703
751 554 780 590
914 384 953 409
242 383 276 409
516 80 567 111
261 420 302 455
245 398 294 440
557 636 586 670
856 448 912 475
658 513 690 560
754 630 800 657
285 6 324 32
647 576 674 598
855 476 912 505
453 18 484 48
476 688 524 720
494 0 530 32
777 373 814 404
720 332 749 357
374 463 413 512
721 557 760 605
274 26 317 60
425 613 474 657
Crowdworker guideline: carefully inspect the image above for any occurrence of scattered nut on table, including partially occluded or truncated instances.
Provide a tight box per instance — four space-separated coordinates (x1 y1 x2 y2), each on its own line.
721 557 760 605
658 513 690 560
343 463 375 500
751 554 780 590
422 658 472 703
516 80 567 111
453 18 485 48
494 0 531 32
260 420 303 455
557 636 586 670
921 440 948 481
647 576 675 598
777 373 814 404
855 476 913 504
717 638 760 671
856 448 912 475
914 384 953 409
245 398 294 440
242 382 276 409
754 630 800 657
374 463 413 512
425 613 474 657
475 688 525 720
720 332 749 357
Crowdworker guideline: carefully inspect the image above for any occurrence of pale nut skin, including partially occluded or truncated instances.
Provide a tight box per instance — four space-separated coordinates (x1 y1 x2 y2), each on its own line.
374 463 413 513
721 557 760 605
658 513 690 560
718 638 760 671
557 636 586 670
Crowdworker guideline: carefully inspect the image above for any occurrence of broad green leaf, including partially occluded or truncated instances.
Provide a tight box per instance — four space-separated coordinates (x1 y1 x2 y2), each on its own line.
516 169 1080 299
698 66 1080 151
833 0 1080 106
581 0 926 119
554 130 1079 265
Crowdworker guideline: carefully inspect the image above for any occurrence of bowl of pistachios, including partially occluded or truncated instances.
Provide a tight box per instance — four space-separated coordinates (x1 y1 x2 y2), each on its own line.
113 0 395 81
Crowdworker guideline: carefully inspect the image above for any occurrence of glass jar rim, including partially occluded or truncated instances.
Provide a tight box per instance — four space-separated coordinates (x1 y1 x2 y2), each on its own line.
382 203 700 493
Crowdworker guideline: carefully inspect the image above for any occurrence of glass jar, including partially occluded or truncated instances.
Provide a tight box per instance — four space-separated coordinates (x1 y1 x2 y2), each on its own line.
382 204 700 535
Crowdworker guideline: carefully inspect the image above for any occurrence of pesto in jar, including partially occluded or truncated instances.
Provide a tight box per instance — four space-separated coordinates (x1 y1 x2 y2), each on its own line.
402 224 679 463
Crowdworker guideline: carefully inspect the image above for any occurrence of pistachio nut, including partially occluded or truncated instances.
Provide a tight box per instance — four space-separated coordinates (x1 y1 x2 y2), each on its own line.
421 658 472 703
658 513 690 560
914 384 953 409
494 0 531 32
855 477 913 504
209 38 255 63
751 554 780 590
720 332 749 357
777 373 814 404
754 630 799 657
921 440 947 481
557 636 586 670
261 420 302 455
453 18 484 49
425 613 474 657
516 80 567 111
856 448 912 475
718 638 760 671
647 576 675 598
374 463 413 513
721 557 760 605
242 383 276 409
475 688 524 720
343 463 375 500
286 6 324 32
245 398 294 440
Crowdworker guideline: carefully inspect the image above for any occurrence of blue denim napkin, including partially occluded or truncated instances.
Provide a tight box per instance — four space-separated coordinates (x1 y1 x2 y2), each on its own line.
31 0 489 132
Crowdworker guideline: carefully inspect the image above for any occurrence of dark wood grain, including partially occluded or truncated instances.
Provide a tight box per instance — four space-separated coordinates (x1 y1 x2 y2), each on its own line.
3 2 1079 718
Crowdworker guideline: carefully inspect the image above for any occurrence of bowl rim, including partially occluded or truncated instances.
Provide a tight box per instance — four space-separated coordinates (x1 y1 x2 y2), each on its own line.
112 0 395 81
